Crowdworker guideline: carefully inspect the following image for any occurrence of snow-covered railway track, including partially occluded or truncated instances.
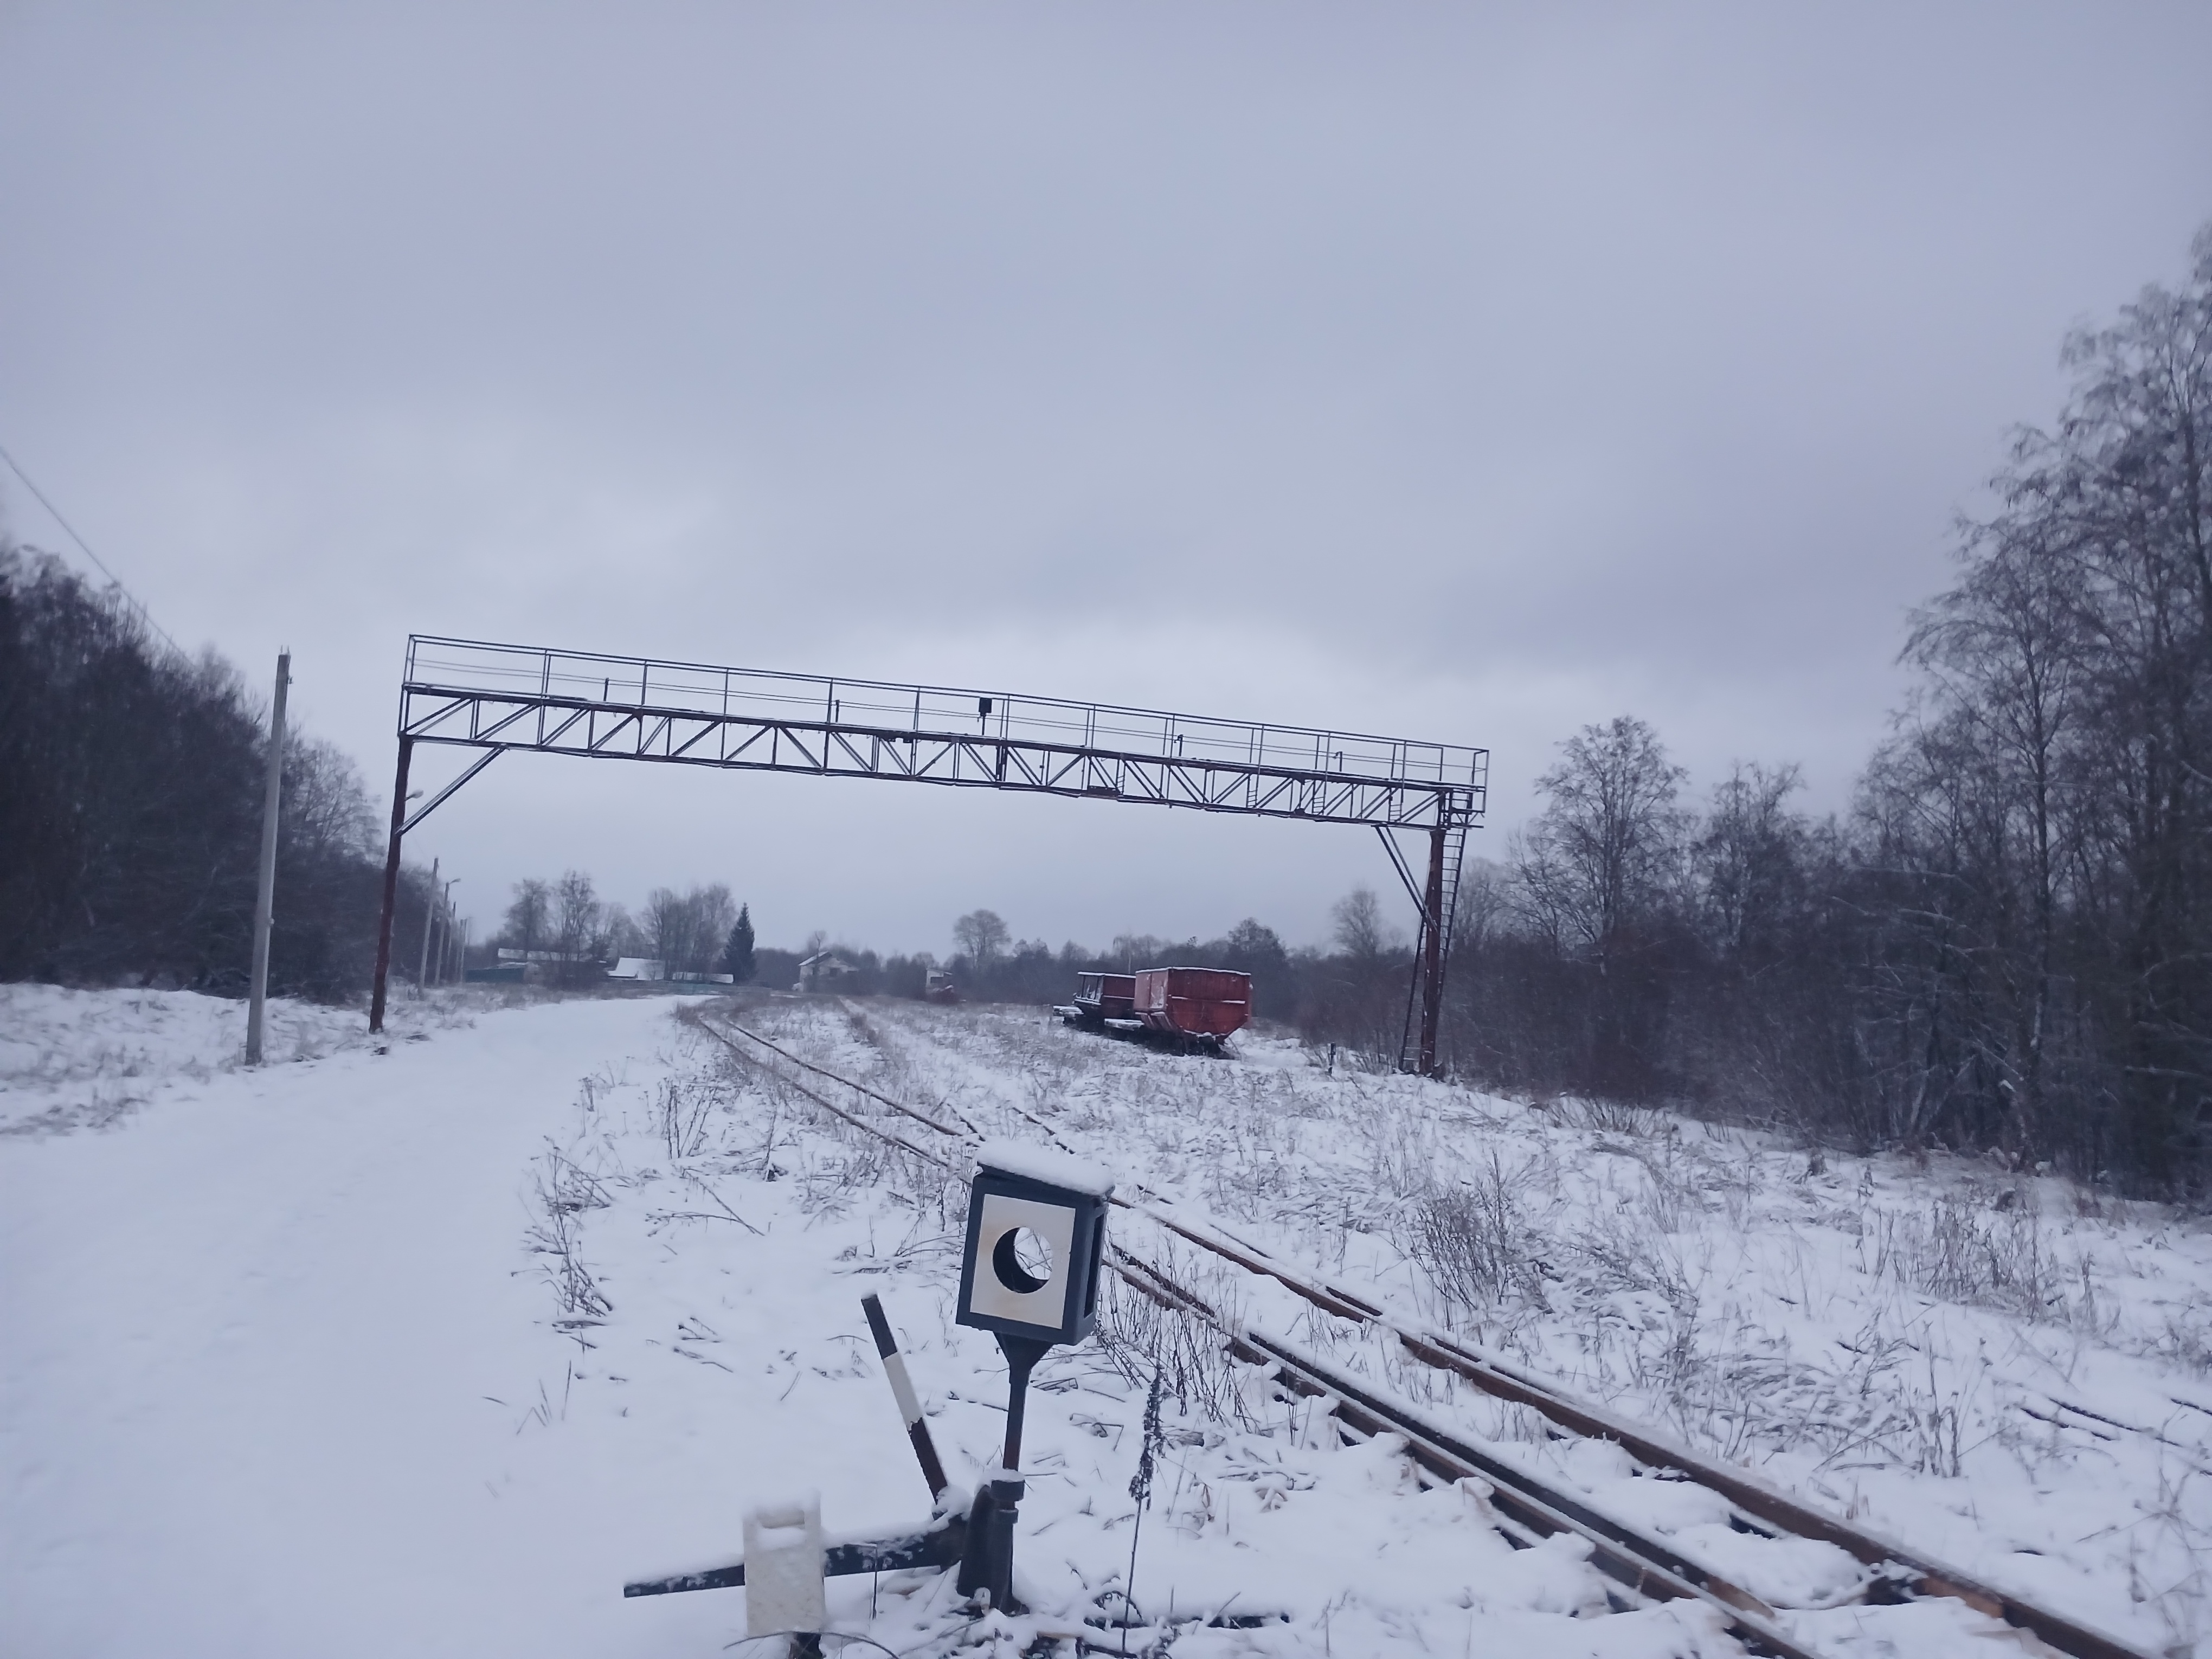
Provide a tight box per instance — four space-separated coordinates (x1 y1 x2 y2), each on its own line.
684 1005 2152 1659
1109 1251 1826 1659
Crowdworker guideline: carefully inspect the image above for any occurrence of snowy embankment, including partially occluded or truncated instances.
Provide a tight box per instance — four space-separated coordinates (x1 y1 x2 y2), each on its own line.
0 981 489 1135
3 986 2208 1658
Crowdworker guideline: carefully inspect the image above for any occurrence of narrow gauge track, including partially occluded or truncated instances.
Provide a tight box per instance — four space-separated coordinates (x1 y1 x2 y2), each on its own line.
684 1005 2150 1659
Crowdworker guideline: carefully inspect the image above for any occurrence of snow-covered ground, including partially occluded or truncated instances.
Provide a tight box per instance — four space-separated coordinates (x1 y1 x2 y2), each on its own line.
3 986 2207 1658
0 981 505 1136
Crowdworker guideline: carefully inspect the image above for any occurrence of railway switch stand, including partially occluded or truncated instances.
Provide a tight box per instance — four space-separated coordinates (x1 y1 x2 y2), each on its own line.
620 1144 1112 1633
952 1142 1113 1614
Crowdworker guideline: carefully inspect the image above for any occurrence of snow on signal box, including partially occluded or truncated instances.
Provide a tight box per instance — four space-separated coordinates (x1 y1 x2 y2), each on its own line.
956 1140 1113 1347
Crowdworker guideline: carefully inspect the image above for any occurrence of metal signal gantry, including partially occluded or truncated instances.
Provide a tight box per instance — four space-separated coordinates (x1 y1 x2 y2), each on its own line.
368 635 1489 1068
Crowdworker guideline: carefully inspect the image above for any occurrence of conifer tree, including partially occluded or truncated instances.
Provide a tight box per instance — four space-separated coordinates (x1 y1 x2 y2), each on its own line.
722 904 756 983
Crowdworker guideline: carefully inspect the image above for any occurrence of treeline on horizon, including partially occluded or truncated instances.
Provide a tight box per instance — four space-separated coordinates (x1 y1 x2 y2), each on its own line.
481 891 1309 1015
0 546 439 999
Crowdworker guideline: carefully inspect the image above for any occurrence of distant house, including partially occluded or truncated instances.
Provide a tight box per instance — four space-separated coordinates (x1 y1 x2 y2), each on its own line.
493 947 596 984
606 959 733 987
797 951 859 992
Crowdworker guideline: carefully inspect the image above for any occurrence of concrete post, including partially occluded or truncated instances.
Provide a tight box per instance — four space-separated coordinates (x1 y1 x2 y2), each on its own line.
245 652 290 1065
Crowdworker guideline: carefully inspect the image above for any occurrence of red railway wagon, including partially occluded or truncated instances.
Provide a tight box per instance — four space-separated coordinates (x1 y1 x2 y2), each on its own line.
1072 972 1136 1023
1134 967 1251 1040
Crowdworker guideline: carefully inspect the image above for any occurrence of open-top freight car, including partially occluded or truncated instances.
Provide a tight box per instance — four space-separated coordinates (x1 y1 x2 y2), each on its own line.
1135 967 1249 1040
1070 972 1136 1024
1058 965 1251 1052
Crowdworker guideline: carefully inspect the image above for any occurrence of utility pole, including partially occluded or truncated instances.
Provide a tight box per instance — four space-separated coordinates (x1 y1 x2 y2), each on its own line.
436 878 460 986
417 856 440 990
245 651 291 1066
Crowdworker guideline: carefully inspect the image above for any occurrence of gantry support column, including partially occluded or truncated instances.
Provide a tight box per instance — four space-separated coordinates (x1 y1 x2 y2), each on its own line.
368 737 413 1035
1418 824 1446 1076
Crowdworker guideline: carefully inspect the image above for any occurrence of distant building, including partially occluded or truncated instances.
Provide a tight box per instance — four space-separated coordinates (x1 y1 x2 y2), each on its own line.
606 959 734 987
797 951 859 992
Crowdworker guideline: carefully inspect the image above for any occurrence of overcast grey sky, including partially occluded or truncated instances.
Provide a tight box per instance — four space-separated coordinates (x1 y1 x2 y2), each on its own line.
3 4 2209 959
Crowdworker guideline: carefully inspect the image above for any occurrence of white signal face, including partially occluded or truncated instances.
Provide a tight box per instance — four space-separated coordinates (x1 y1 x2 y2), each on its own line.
965 1193 1077 1328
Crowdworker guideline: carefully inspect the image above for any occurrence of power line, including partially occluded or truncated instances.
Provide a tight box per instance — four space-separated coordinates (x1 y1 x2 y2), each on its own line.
0 439 184 659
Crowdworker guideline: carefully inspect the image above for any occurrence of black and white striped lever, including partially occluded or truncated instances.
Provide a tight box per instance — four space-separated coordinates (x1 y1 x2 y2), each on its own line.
861 1293 951 1501
621 1518 966 1599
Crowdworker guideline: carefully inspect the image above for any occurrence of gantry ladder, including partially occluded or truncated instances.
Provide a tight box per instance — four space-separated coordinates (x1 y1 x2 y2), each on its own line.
1380 812 1471 1074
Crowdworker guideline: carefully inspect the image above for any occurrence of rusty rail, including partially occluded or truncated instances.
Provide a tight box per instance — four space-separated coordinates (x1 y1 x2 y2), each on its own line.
684 1006 2154 1659
1108 1251 1824 1659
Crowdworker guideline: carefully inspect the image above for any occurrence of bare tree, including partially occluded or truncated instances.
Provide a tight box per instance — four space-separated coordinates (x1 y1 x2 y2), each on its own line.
1110 931 1169 969
551 870 600 983
504 878 551 957
1694 763 1808 962
1516 716 1688 960
1449 858 1512 958
641 882 739 973
954 908 1009 967
1329 888 1396 962
645 887 692 970
1323 886 1407 1066
689 883 736 970
600 902 648 961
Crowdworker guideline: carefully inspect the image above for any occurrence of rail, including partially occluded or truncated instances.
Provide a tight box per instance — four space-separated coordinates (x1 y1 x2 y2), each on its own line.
680 1007 2153 1659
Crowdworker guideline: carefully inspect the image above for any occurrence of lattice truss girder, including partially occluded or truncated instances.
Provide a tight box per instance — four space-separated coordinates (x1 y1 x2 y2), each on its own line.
373 638 1489 1072
400 691 1484 831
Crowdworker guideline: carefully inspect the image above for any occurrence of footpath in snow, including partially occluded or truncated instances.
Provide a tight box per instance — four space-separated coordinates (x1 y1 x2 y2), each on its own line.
2 989 700 1657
